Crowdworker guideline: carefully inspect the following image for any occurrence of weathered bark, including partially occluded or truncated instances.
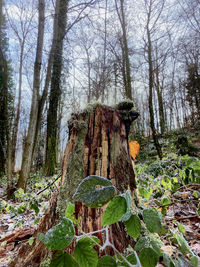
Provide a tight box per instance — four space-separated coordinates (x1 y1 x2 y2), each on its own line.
17 0 45 190
58 103 139 253
44 0 69 176
9 103 139 266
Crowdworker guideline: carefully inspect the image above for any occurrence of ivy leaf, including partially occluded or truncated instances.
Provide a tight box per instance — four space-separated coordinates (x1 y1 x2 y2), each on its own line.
38 217 74 250
50 251 78 267
74 237 98 267
97 256 117 267
143 208 162 233
74 175 115 208
102 196 127 226
139 248 159 267
125 214 141 238
134 237 148 251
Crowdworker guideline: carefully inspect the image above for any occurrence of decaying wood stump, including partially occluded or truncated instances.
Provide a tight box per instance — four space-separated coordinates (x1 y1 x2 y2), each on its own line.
9 101 139 266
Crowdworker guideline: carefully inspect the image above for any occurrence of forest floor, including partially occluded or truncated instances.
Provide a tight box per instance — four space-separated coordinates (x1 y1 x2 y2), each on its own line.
0 128 200 267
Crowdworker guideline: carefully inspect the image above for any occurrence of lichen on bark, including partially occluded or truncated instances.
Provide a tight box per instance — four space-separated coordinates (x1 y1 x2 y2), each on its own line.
57 119 88 217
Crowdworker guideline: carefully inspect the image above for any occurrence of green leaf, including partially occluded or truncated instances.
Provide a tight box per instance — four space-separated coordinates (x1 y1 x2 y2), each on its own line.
173 233 190 255
50 251 78 267
161 196 171 206
125 214 141 238
65 202 75 217
115 253 137 267
134 237 148 251
126 254 137 265
28 237 34 246
138 187 153 200
29 200 39 215
74 237 98 267
38 217 74 250
150 240 162 256
190 255 199 267
163 253 174 267
102 196 127 226
121 190 132 221
177 223 186 235
139 248 159 267
74 175 115 208
143 208 162 233
97 256 116 267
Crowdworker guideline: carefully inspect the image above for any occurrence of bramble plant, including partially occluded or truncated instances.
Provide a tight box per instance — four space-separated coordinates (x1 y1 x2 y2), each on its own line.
39 175 199 267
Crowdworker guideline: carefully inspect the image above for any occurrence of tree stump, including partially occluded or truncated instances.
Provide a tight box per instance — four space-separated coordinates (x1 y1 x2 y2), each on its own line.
9 102 139 266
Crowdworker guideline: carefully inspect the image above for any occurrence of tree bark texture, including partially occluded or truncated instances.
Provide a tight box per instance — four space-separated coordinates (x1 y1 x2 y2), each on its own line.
44 0 68 176
17 0 45 190
9 103 139 266
58 103 139 253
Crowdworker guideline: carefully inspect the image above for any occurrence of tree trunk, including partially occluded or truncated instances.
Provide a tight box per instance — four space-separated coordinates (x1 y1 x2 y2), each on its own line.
115 0 132 100
147 28 162 160
17 0 45 190
44 0 68 176
0 0 7 176
11 42 24 172
10 103 139 266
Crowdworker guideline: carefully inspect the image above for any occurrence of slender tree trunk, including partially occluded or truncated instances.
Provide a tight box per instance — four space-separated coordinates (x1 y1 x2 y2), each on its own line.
11 41 25 172
17 0 45 190
0 0 7 175
44 0 68 176
9 103 139 266
147 28 162 160
115 0 132 100
155 66 165 135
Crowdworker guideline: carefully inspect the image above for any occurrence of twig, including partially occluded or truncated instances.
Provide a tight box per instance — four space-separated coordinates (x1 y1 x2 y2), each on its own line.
37 174 61 195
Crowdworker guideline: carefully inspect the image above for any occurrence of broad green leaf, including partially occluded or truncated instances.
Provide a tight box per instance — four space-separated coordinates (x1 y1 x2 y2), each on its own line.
50 251 78 267
74 175 115 208
74 237 98 267
125 215 141 238
134 237 148 251
173 233 190 255
139 248 159 267
121 190 132 221
38 217 74 250
97 256 117 267
177 223 185 235
102 196 127 226
190 255 199 267
143 209 162 233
